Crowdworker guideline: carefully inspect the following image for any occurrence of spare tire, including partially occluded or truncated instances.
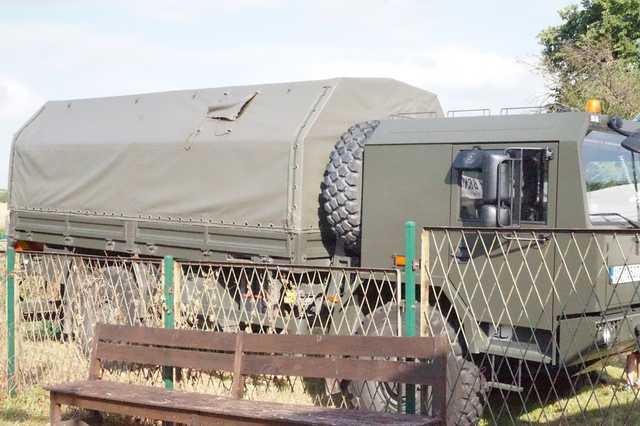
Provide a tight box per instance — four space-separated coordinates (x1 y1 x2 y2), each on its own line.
321 120 380 252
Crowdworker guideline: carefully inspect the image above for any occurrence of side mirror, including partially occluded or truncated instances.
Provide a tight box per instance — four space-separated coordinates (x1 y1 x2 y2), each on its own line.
453 149 515 227
622 134 640 154
454 147 550 228
609 116 640 154
480 152 514 227
482 152 511 205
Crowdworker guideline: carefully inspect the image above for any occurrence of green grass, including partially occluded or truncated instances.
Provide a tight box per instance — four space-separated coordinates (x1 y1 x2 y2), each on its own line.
0 386 140 425
478 364 640 425
0 387 48 426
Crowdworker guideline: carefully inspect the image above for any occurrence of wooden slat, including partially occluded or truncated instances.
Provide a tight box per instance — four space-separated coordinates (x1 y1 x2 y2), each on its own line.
231 333 245 399
95 324 236 351
241 354 441 384
96 342 235 372
241 333 447 358
53 393 263 426
88 334 101 380
95 325 447 359
48 381 440 425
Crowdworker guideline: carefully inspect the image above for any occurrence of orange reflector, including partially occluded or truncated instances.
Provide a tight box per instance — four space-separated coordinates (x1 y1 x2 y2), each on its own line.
585 99 602 113
394 255 406 268
14 240 43 252
14 241 29 252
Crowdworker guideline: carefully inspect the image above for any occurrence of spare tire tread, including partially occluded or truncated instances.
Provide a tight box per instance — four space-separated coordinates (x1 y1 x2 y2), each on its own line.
322 120 380 251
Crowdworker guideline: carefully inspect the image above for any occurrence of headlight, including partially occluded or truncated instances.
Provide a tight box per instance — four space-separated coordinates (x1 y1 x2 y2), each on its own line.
596 323 615 348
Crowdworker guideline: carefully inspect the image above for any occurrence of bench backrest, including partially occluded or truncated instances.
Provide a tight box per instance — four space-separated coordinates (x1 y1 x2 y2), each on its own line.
90 324 448 415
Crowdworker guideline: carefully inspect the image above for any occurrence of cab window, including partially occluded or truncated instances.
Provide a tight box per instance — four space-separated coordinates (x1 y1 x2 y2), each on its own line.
518 149 549 223
459 169 483 221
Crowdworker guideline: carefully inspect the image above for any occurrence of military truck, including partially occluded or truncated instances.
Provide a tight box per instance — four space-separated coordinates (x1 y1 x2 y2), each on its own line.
9 77 640 424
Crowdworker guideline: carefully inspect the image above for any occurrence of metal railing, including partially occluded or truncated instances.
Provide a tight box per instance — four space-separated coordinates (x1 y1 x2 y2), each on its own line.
499 106 547 115
446 108 492 118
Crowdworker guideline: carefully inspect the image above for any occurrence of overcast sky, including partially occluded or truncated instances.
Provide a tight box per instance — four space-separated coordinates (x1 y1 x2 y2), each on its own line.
0 0 574 187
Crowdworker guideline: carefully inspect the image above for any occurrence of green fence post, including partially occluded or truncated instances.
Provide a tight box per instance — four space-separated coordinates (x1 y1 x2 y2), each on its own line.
6 246 16 397
163 255 174 391
404 221 416 414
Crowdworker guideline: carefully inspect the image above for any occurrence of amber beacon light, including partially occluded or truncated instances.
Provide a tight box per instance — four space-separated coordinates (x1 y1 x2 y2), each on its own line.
585 99 603 113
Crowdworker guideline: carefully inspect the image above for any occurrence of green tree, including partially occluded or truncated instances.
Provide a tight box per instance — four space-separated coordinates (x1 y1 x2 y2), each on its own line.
539 0 640 117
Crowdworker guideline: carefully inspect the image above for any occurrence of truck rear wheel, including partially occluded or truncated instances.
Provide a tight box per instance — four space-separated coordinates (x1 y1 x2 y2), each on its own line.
65 266 138 353
347 302 486 425
322 120 380 252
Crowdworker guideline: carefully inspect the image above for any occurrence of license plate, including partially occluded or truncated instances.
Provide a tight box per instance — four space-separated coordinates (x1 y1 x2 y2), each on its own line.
609 264 640 285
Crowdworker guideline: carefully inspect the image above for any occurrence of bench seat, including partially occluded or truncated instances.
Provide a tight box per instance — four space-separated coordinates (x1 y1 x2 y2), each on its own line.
46 380 440 425
45 325 448 425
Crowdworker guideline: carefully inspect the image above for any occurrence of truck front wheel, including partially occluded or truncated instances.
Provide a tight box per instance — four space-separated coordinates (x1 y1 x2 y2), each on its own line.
347 302 486 425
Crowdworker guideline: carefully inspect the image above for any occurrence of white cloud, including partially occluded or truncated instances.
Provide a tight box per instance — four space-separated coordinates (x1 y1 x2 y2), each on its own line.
123 0 287 23
293 47 546 112
0 77 43 122
303 49 528 89
0 20 550 113
0 20 547 111
0 77 44 190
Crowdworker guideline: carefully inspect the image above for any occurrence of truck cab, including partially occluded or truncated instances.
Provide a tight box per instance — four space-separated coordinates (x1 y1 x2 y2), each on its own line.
360 111 640 372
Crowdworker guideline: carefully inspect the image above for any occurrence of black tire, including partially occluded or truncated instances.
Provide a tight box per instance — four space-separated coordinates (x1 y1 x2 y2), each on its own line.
66 266 138 354
321 121 380 252
347 302 486 425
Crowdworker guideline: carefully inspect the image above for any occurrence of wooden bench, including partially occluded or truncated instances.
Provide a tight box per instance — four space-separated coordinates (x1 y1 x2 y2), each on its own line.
45 324 448 425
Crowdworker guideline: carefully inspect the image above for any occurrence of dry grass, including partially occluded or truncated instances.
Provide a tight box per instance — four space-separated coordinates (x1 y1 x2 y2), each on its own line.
0 385 49 426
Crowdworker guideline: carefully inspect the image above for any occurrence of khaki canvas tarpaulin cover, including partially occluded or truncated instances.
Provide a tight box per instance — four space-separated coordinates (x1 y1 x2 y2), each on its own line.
10 78 442 232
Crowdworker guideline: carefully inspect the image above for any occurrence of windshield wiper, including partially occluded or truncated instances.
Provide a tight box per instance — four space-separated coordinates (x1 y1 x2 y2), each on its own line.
591 213 640 228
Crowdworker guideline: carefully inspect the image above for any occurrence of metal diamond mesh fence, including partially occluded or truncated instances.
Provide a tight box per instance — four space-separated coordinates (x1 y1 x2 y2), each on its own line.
173 261 404 410
423 227 640 425
5 227 640 425
9 253 164 389
0 252 6 390
3 252 410 416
